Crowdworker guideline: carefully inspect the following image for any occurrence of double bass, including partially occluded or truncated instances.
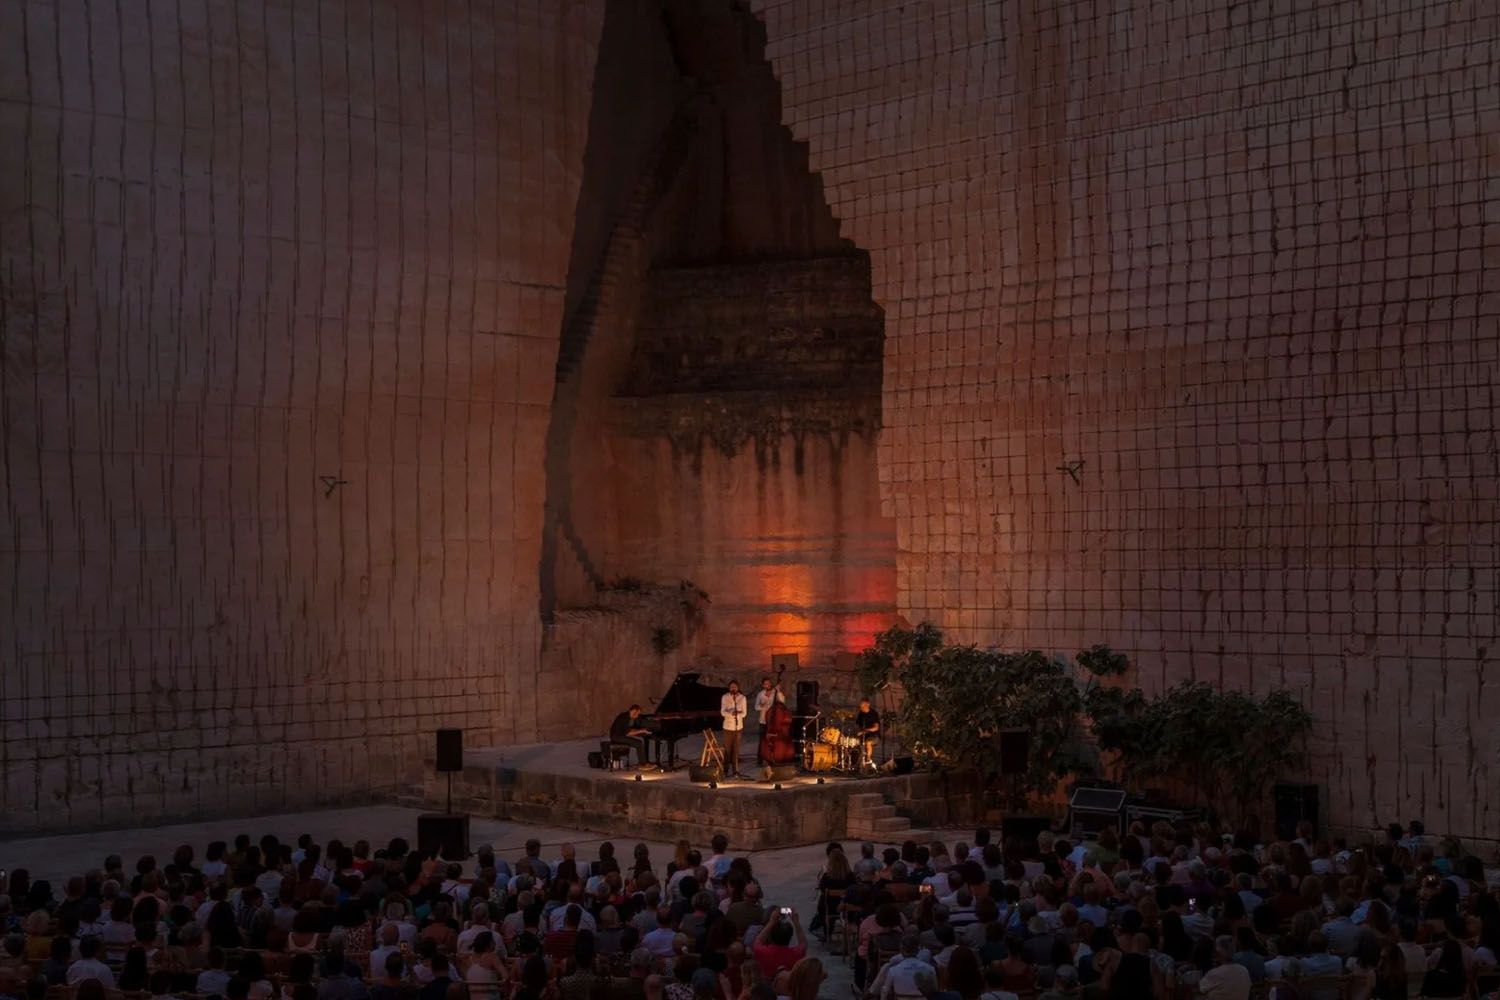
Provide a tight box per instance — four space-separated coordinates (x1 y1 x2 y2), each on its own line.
760 663 797 764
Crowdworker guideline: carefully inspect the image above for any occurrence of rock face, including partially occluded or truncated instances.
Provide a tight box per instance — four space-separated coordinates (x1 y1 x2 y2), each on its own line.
748 0 1500 839
4 0 1498 841
0 0 606 831
537 0 899 698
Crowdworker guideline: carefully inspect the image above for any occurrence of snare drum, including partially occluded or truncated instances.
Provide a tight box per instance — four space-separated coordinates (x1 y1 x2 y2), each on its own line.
808 743 839 771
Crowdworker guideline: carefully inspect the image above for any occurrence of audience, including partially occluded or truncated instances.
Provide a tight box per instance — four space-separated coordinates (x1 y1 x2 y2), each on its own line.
1 816 1497 1000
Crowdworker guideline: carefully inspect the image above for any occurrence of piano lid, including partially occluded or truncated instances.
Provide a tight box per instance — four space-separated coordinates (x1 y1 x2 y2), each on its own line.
654 671 728 712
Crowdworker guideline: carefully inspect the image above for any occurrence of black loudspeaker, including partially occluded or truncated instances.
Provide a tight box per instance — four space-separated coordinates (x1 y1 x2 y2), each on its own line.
795 681 820 716
436 729 463 773
417 813 470 859
1273 782 1320 841
689 763 722 783
586 751 604 770
1002 815 1052 851
890 755 914 775
999 730 1030 775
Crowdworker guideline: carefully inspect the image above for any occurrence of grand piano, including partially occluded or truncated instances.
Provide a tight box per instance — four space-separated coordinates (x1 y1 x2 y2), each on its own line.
645 672 727 770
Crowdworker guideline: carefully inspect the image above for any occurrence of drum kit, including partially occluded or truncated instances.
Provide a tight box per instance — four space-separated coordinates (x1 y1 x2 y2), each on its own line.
801 709 876 775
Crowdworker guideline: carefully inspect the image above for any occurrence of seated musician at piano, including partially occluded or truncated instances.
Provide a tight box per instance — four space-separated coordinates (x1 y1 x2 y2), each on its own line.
608 704 653 767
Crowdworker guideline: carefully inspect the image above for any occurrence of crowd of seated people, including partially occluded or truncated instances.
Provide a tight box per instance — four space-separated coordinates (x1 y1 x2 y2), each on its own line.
0 833 829 1000
0 817 1496 1000
812 820 1499 1000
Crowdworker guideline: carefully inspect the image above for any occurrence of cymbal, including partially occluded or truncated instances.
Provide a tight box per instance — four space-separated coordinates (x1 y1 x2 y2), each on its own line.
827 708 857 720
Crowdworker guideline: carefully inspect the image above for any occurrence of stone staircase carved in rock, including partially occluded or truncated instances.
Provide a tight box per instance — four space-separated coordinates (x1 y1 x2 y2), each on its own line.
846 791 930 843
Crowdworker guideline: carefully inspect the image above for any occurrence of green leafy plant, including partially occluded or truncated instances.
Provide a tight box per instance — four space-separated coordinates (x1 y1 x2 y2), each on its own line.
1087 680 1312 825
856 624 1110 796
857 623 1313 824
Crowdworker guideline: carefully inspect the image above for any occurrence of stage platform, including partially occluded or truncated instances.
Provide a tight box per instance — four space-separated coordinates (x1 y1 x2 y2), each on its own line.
413 736 983 850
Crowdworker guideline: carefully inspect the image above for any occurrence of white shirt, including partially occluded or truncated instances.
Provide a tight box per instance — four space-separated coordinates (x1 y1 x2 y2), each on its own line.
547 908 597 933
381 919 419 948
67 960 116 987
1198 963 1251 1000
369 946 401 975
721 692 748 731
871 955 935 1000
197 970 233 995
754 688 785 723
255 869 285 903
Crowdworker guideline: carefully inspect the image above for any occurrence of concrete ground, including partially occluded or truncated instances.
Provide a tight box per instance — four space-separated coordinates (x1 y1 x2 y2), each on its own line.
1 805 963 997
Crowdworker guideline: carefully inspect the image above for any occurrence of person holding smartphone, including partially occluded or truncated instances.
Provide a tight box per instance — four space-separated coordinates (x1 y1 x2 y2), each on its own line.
751 907 807 979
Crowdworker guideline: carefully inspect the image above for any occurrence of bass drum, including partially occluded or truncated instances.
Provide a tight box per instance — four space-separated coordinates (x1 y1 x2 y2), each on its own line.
808 743 839 771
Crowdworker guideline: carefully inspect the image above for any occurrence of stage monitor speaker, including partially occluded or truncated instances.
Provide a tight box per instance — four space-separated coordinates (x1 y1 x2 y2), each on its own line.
795 681 820 716
890 755 914 775
999 730 1030 776
770 653 799 673
689 763 722 783
1002 815 1051 851
417 813 470 860
1273 782 1320 841
586 751 604 770
436 729 463 773
763 763 799 782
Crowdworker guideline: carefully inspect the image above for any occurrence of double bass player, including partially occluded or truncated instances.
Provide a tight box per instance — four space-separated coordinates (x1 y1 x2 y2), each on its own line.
754 675 787 765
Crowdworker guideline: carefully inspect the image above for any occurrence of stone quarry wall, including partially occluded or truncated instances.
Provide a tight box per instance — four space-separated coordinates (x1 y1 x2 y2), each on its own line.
0 0 603 832
602 258 896 665
544 0 898 678
749 0 1500 838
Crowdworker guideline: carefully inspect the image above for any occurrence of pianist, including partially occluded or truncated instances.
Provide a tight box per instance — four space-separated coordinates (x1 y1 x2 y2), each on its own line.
609 704 653 767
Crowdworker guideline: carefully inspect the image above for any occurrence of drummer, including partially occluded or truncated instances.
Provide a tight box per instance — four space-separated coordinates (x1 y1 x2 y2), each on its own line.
855 697 881 764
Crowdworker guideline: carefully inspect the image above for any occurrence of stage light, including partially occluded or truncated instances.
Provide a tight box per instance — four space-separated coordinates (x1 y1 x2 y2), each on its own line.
773 782 783 790
709 781 718 789
634 774 643 782
816 777 825 784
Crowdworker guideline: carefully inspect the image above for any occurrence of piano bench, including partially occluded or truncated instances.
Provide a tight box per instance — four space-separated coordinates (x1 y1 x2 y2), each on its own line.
600 741 633 771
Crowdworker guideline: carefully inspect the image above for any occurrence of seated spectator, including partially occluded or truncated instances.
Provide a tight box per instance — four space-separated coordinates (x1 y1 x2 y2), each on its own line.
869 933 936 1000
148 969 180 1000
39 935 70 985
545 905 585 961
1198 936 1250 1000
1298 931 1343 979
642 907 677 959
370 923 402 976
196 947 232 995
417 955 452 1000
317 943 371 1000
1321 897 1361 957
238 952 274 1000
466 931 507 1000
369 952 411 1000
1038 964 1080 1000
66 935 113 988
1420 939 1466 999
1229 927 1265 983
